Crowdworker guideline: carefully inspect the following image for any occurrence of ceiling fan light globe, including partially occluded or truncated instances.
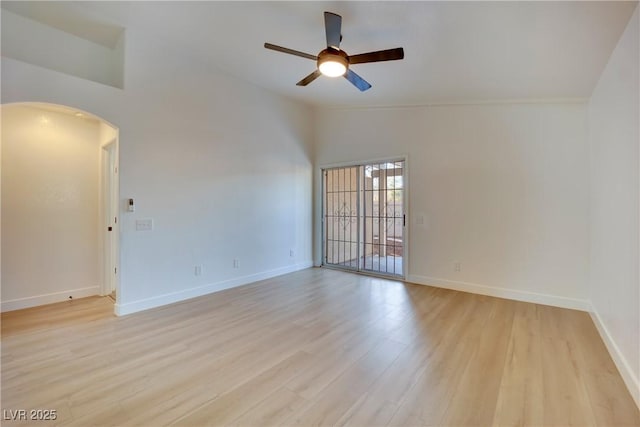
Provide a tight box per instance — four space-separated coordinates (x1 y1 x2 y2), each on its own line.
319 60 347 77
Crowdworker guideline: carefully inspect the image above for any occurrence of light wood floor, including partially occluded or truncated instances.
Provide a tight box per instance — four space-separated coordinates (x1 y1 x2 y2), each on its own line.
2 268 638 426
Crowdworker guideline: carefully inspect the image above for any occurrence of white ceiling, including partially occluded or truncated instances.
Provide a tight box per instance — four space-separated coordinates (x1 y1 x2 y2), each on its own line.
3 1 637 107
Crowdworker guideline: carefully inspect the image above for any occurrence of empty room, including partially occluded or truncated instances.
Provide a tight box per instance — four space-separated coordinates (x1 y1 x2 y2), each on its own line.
1 1 638 426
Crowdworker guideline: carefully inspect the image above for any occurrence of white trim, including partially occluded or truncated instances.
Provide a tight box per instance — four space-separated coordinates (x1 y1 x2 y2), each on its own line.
1 286 100 312
100 139 118 297
402 156 409 279
406 274 591 311
114 261 313 316
589 307 640 409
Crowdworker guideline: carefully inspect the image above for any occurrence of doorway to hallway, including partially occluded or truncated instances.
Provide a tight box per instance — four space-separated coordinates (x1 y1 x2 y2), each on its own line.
1 102 120 313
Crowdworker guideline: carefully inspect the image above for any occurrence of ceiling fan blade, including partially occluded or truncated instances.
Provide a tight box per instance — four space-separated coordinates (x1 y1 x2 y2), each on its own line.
349 48 405 64
324 12 342 49
264 43 317 61
296 70 322 86
344 69 371 91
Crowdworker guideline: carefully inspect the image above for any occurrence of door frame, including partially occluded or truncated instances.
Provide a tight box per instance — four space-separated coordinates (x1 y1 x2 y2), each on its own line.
319 155 409 279
100 138 120 299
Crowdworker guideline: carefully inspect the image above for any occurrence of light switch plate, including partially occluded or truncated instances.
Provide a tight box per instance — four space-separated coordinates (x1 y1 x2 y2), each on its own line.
135 218 153 231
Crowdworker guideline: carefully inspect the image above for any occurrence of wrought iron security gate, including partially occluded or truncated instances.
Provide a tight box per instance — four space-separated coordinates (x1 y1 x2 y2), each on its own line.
323 160 405 277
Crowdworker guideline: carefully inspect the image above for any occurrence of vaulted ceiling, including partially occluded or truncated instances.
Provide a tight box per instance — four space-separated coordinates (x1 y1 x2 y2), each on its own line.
2 1 637 107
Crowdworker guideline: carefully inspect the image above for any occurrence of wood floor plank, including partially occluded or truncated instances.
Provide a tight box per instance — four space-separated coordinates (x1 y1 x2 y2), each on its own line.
287 338 405 426
338 291 470 426
231 387 309 427
1 268 637 427
386 294 495 426
171 351 312 426
441 297 517 426
567 310 640 426
284 332 382 401
492 302 545 426
538 305 599 426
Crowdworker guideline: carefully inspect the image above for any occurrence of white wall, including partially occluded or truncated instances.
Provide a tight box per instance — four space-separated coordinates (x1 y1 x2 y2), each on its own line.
2 24 314 314
1 10 124 89
315 103 590 309
587 6 639 405
1 105 101 309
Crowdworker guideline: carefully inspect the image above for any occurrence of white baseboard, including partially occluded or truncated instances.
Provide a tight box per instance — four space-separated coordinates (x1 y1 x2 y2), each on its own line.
1 286 100 312
406 274 591 311
115 261 313 316
589 307 640 408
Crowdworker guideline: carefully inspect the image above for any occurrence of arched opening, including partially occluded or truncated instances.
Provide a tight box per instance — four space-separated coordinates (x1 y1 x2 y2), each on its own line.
1 102 120 313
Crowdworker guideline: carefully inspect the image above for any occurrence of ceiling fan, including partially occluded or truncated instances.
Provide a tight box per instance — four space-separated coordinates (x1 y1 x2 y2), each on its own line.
264 11 404 92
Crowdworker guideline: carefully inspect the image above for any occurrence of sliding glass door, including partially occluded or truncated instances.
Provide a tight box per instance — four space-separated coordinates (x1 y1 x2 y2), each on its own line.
323 160 405 278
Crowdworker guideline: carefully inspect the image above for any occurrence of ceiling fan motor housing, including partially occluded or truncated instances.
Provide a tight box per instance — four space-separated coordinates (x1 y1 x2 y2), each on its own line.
318 47 349 73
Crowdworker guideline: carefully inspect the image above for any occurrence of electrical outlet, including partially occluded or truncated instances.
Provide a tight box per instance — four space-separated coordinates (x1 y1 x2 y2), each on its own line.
233 259 240 268
454 262 461 272
195 265 202 276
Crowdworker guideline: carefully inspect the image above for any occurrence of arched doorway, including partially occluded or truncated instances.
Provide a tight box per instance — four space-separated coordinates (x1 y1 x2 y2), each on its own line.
1 102 120 312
